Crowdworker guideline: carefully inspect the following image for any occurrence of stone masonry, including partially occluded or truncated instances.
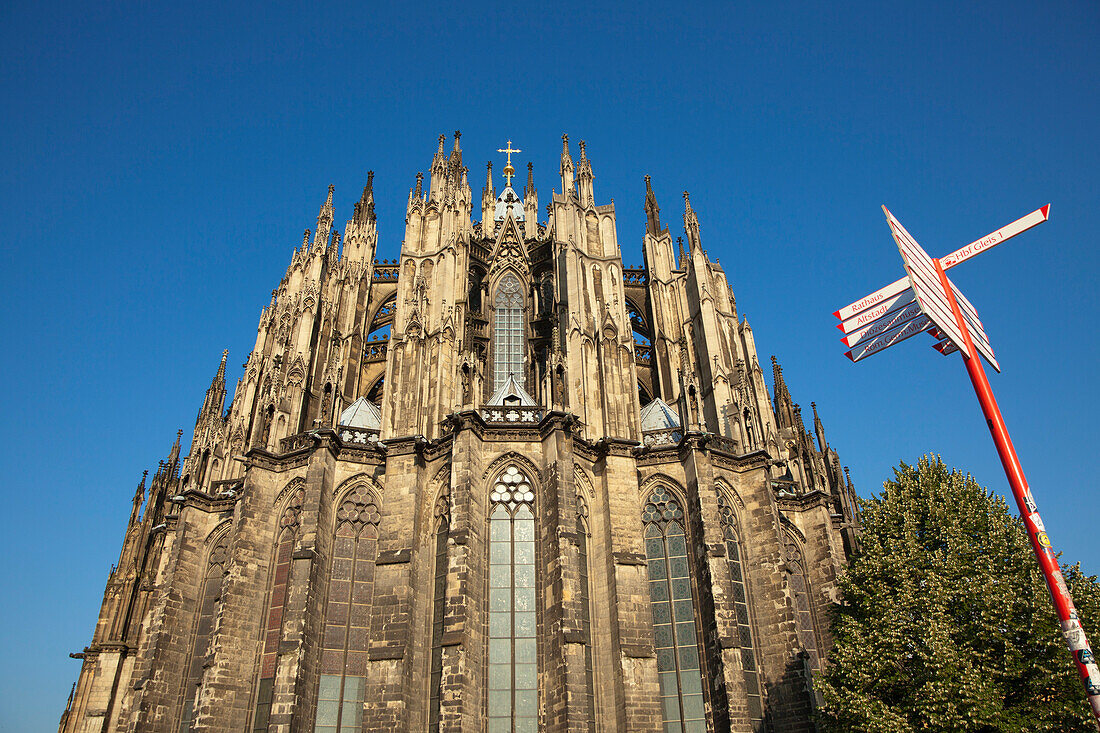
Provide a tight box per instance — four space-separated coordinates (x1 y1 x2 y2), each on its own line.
60 134 860 733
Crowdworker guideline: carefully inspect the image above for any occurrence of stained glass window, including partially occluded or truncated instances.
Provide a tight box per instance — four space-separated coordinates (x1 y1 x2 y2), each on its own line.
643 489 707 733
487 465 538 733
314 487 380 733
493 275 525 391
252 486 304 732
786 540 820 671
717 494 764 730
178 528 230 732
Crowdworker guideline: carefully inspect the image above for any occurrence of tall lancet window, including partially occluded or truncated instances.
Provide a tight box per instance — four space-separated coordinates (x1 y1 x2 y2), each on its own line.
178 527 230 732
576 497 597 732
643 488 707 733
717 494 764 730
428 489 450 729
253 485 304 732
493 274 525 391
315 487 381 733
488 465 537 732
785 537 820 671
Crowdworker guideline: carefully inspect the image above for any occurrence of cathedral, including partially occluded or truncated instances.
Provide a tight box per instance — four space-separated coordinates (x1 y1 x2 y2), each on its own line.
60 134 859 733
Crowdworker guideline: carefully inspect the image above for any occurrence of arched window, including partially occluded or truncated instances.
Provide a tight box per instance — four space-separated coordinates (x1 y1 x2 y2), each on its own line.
493 275 525 391
178 527 230 732
642 488 706 733
252 486 304 732
487 465 537 732
717 494 764 730
315 487 381 733
428 490 450 729
785 538 820 671
576 496 597 732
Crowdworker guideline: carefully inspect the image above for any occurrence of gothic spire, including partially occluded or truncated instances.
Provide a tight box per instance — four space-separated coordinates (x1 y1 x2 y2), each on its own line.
811 401 828 451
560 134 574 194
771 355 796 429
129 471 148 526
429 134 447 201
313 185 335 250
525 161 535 198
576 140 594 204
644 174 661 235
448 130 463 172
683 191 701 251
353 171 375 223
484 160 495 197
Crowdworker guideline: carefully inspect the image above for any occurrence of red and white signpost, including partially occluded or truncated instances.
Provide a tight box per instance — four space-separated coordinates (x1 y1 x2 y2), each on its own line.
836 204 1100 723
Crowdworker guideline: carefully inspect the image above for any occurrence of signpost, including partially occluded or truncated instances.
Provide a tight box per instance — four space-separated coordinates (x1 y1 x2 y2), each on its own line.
835 204 1100 723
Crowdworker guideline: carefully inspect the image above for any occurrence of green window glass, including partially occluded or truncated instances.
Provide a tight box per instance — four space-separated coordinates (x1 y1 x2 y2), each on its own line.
488 465 538 733
643 489 707 733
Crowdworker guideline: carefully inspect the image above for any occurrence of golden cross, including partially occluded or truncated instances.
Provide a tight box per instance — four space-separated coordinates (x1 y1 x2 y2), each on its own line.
497 139 522 186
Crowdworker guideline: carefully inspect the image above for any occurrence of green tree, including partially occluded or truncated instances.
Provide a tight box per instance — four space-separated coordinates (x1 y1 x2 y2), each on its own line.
816 456 1099 732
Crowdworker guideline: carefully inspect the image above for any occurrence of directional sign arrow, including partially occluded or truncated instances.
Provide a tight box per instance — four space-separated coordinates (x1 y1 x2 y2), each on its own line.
842 300 924 348
834 204 1050 323
845 314 932 363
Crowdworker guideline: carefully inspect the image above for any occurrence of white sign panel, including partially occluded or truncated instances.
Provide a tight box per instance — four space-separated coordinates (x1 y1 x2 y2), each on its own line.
845 314 932 363
842 300 924 348
837 286 915 335
939 204 1050 269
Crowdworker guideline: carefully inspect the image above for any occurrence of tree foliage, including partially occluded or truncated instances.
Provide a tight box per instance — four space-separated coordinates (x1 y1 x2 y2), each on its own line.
817 456 1099 732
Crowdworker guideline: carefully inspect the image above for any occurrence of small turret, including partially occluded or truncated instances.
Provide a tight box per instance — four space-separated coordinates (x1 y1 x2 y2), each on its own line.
644 174 662 235
560 134 574 195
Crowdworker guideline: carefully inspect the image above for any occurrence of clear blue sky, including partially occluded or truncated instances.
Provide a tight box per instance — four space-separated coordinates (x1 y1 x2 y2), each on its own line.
2 1 1097 728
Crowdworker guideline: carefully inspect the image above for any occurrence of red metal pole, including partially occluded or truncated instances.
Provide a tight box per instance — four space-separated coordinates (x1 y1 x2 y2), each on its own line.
935 260 1100 724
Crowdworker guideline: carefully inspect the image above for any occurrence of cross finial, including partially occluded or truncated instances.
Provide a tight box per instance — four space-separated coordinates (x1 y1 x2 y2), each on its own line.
497 139 522 186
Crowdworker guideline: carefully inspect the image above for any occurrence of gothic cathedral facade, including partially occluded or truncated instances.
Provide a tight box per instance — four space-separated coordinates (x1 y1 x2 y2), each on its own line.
61 134 859 733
